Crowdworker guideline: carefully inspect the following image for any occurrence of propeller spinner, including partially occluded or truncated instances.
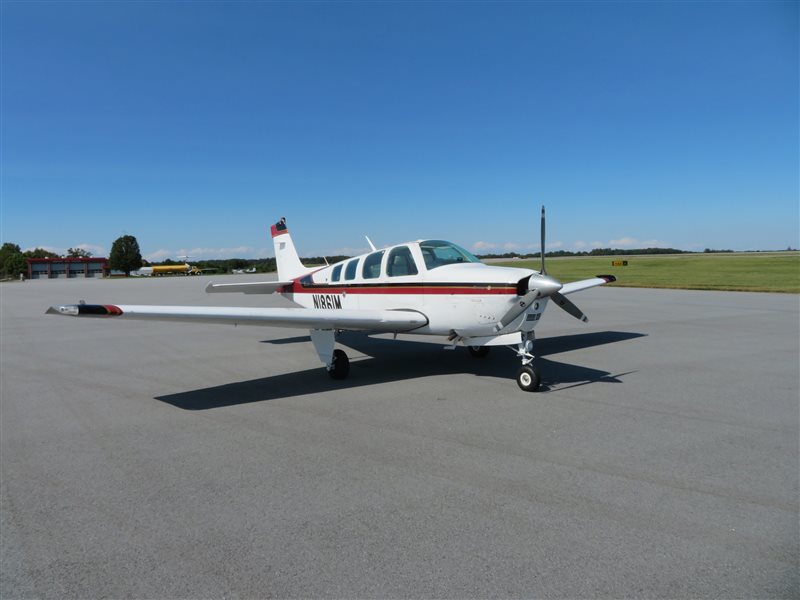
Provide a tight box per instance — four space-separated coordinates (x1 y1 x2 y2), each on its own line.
496 206 590 331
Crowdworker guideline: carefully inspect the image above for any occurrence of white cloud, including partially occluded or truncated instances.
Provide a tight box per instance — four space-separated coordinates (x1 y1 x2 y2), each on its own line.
546 241 563 250
73 243 107 256
472 241 498 251
610 237 638 247
331 246 369 257
609 237 666 248
144 249 174 261
573 241 589 250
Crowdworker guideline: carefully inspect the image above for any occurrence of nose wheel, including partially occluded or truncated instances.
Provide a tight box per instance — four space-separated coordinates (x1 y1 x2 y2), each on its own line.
516 365 540 392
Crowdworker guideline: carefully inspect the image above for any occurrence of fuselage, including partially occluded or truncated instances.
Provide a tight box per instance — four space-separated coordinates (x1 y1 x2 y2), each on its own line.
279 239 546 336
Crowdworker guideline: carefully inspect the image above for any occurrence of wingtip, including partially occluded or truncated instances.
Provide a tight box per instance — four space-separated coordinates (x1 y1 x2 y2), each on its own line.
596 275 617 283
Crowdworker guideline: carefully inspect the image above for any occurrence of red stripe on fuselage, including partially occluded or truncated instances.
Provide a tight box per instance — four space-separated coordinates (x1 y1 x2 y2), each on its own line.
286 281 517 295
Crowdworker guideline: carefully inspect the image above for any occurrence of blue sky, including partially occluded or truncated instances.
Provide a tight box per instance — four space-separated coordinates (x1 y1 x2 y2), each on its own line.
2 1 797 259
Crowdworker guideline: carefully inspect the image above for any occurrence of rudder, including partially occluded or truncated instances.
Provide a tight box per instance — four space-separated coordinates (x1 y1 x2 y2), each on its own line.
271 218 309 280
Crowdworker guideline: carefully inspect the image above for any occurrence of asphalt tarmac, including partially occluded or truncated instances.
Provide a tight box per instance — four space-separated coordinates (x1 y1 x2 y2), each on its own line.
1 275 798 598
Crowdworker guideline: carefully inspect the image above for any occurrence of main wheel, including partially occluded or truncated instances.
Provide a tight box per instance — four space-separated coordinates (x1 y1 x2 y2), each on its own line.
516 365 540 392
468 345 490 358
328 349 350 380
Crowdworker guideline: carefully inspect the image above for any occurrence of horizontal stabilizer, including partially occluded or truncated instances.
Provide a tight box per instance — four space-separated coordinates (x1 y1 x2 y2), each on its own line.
47 304 428 332
205 281 292 294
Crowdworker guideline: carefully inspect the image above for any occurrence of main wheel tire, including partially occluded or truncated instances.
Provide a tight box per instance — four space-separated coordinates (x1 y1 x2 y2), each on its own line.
468 345 491 358
516 365 541 392
328 349 350 380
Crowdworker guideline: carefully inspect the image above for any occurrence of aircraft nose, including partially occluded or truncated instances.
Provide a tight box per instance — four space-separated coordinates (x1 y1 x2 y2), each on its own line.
530 274 563 298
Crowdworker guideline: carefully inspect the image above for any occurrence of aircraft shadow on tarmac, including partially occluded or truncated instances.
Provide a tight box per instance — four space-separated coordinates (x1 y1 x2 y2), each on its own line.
154 331 644 410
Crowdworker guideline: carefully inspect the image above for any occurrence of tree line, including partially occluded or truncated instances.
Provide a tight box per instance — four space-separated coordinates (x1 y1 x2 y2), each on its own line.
1 233 349 278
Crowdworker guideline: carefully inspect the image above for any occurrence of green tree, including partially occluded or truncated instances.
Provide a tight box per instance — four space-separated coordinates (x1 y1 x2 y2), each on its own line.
109 235 143 276
67 247 92 258
0 243 22 273
3 253 27 278
23 247 60 259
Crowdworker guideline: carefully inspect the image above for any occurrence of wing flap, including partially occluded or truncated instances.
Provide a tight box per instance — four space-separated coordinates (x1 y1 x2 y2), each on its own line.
47 304 428 332
559 275 616 296
205 281 292 294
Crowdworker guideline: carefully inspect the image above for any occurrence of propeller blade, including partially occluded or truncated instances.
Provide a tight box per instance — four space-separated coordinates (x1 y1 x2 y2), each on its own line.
496 273 563 332
551 291 589 323
540 205 546 275
496 290 538 331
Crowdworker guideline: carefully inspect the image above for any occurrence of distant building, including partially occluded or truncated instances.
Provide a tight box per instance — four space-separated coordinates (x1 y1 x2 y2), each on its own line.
26 257 110 279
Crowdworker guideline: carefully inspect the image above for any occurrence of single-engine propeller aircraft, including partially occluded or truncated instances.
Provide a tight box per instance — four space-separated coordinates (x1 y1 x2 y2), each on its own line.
47 208 615 391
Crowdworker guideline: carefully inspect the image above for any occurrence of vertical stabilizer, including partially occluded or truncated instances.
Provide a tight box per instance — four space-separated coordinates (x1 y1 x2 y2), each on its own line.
271 218 309 280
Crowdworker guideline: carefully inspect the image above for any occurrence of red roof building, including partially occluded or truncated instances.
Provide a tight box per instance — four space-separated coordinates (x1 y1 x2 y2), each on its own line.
26 257 110 279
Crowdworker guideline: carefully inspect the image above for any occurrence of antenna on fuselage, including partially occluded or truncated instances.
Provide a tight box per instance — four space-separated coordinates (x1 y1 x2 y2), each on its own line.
365 236 377 252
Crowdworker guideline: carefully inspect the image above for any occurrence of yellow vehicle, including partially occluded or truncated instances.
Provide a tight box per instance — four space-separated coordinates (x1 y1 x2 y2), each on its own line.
136 264 202 276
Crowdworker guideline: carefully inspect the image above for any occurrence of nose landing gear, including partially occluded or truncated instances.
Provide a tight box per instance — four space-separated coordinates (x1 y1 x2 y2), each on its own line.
516 365 541 392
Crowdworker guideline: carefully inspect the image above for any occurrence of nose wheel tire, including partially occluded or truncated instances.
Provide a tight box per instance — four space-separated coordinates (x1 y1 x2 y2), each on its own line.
468 345 490 358
516 365 541 392
328 349 350 380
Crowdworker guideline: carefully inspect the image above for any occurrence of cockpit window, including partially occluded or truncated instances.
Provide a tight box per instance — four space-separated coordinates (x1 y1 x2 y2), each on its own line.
419 240 481 270
331 264 342 282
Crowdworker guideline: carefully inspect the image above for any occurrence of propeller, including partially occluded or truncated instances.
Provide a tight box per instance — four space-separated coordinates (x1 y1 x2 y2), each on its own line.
495 206 589 332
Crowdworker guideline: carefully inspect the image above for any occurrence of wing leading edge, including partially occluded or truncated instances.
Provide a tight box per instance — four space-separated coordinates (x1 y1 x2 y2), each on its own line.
46 304 428 332
205 281 292 294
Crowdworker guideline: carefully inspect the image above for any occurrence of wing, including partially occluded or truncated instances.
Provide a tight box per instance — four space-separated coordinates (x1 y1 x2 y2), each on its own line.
205 280 292 294
46 304 428 332
559 275 616 296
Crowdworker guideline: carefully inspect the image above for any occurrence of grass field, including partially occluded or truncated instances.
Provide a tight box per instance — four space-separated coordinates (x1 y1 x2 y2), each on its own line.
495 252 800 293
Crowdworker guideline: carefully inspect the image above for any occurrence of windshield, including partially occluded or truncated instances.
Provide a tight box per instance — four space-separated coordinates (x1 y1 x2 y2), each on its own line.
419 240 481 270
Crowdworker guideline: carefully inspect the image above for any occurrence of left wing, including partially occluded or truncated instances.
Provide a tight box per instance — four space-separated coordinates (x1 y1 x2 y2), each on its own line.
46 304 428 332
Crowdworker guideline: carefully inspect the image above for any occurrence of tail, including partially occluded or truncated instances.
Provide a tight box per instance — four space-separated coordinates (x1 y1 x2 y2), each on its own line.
271 218 310 280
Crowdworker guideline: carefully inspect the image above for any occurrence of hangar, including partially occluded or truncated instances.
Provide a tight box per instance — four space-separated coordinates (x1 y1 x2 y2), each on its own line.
26 257 109 279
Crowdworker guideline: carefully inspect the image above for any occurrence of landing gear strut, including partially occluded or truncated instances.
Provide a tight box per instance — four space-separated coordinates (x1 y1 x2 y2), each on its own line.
513 332 541 392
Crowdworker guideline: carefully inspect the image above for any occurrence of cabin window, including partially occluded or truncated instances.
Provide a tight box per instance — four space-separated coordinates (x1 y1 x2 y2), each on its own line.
331 264 342 282
387 246 418 277
419 240 481 270
344 259 359 281
362 251 384 280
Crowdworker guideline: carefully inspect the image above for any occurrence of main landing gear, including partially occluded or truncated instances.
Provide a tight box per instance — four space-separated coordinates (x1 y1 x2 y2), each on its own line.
467 345 491 358
328 348 350 380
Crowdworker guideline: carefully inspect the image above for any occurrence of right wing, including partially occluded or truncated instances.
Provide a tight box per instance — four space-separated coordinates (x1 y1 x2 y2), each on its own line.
559 275 616 296
46 304 428 332
205 281 292 294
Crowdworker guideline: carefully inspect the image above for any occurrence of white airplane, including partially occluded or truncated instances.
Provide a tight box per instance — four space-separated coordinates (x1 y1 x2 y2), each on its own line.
47 209 615 391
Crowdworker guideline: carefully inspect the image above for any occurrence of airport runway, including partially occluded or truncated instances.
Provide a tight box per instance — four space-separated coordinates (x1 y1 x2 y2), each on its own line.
1 275 797 598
